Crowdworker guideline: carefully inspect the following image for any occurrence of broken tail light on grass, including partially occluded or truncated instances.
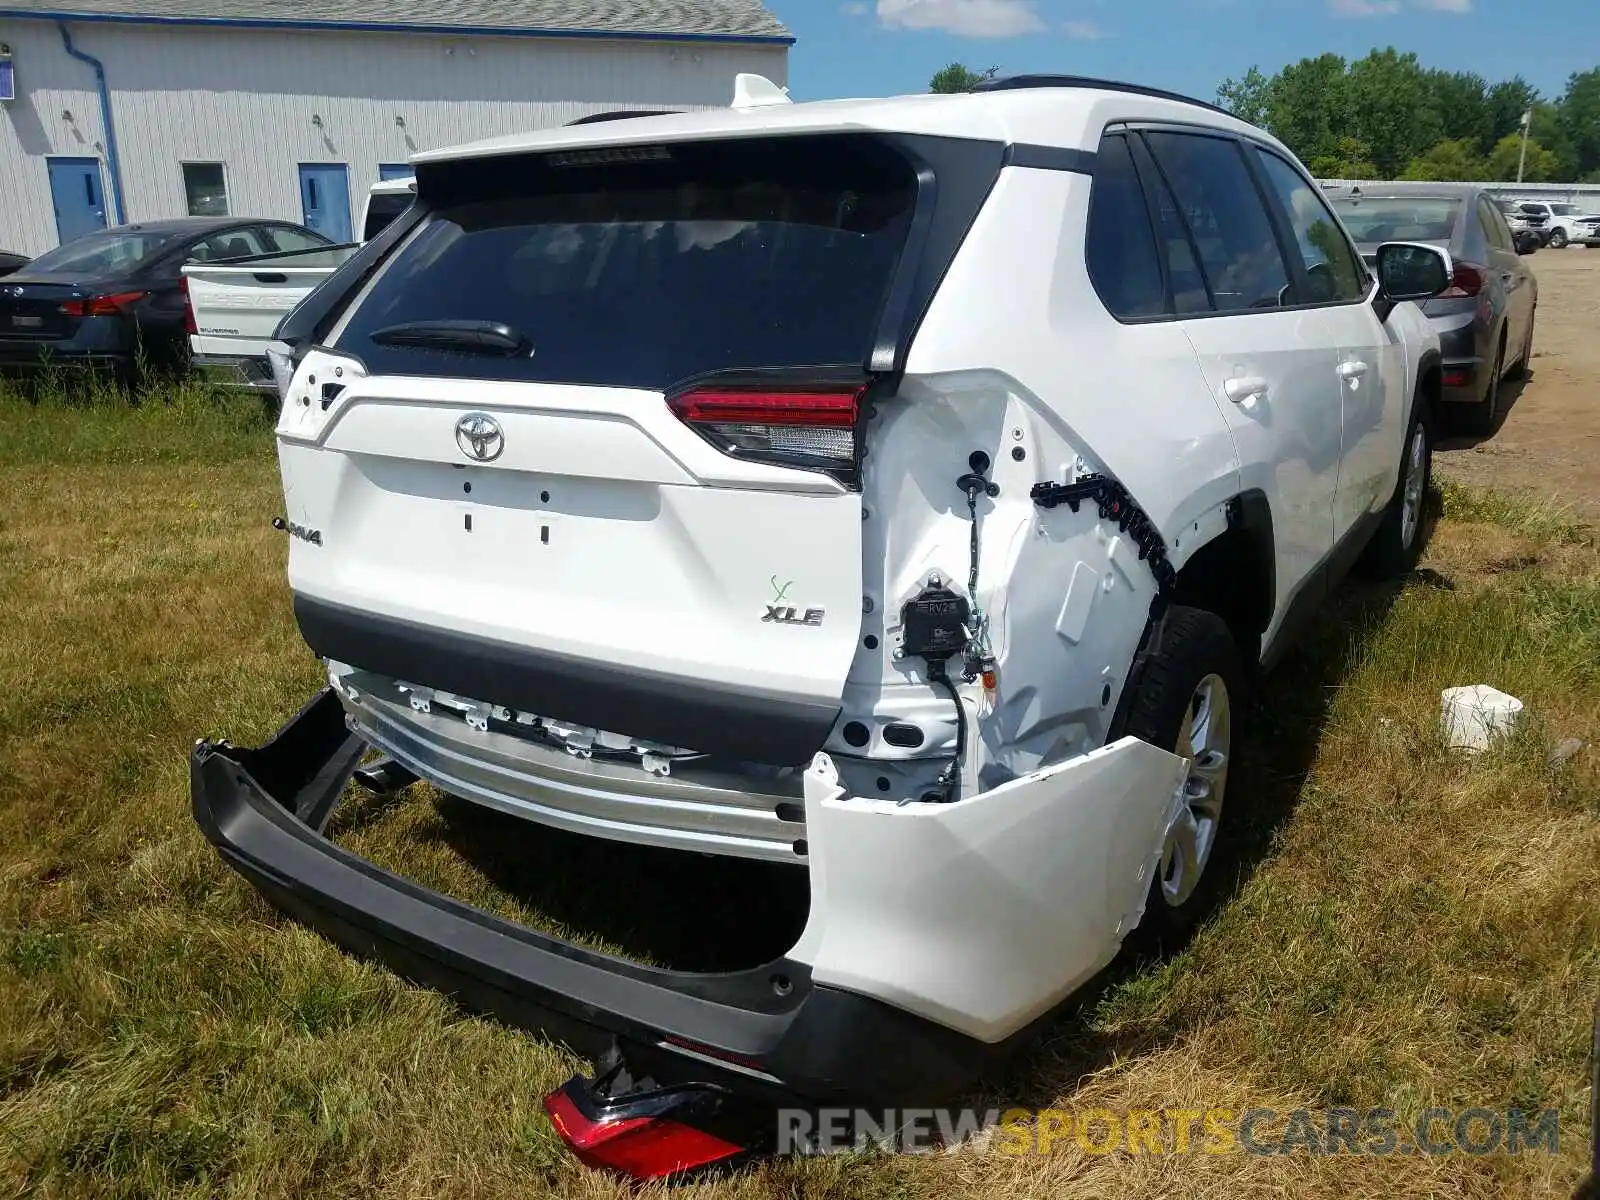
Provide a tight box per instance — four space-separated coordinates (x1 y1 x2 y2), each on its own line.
543 1080 747 1180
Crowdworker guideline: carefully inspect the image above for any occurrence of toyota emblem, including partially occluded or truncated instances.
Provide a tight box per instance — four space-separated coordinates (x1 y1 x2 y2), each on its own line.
455 413 504 463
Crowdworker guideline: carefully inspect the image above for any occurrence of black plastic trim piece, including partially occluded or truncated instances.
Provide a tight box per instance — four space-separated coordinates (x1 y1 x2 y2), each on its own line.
865 133 1007 376
1003 144 1097 174
975 73 1235 119
565 110 682 125
292 595 839 766
189 689 1010 1107
1226 488 1276 635
1029 473 1177 592
1260 505 1385 673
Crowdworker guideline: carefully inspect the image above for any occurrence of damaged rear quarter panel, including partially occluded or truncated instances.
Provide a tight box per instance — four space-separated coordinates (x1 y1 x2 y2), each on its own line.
839 167 1243 787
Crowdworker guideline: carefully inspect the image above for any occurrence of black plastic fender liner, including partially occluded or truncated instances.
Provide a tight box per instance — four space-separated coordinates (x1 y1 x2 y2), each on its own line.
189 688 1011 1109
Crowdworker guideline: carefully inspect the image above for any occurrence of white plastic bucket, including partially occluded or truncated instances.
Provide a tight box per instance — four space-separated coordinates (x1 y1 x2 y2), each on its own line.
1440 685 1525 752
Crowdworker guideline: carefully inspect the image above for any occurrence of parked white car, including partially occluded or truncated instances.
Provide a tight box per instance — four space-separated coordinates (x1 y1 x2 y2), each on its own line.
184 177 415 391
191 74 1447 1178
1508 199 1600 248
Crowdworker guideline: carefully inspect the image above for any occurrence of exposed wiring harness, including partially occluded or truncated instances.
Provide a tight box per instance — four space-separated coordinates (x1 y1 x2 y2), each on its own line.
924 657 966 803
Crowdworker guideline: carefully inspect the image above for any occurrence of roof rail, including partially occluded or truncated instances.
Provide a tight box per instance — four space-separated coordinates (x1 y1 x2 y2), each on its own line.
973 74 1234 119
565 109 680 125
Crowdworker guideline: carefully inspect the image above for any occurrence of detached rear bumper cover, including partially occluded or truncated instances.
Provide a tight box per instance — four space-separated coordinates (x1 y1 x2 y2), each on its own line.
192 687 1185 1103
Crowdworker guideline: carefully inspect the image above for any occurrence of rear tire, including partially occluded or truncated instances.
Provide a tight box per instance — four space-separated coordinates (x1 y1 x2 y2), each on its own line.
1357 402 1432 580
1115 606 1245 944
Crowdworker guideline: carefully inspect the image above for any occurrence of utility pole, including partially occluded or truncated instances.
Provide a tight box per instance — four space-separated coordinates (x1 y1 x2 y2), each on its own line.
1516 108 1532 184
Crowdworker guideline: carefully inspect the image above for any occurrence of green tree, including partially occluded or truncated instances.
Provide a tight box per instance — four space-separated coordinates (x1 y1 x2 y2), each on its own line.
1556 68 1600 178
1425 70 1492 154
1485 133 1559 182
1346 49 1445 177
1486 77 1540 145
1306 136 1378 179
929 63 998 94
1528 101 1578 179
1264 54 1353 167
1217 66 1272 127
1400 139 1487 182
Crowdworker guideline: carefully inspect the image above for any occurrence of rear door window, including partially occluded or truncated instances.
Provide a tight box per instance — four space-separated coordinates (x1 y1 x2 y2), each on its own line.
337 136 918 389
1142 131 1292 314
1084 133 1166 319
263 226 330 253
1477 198 1513 251
189 228 273 262
1252 149 1368 303
1128 136 1212 315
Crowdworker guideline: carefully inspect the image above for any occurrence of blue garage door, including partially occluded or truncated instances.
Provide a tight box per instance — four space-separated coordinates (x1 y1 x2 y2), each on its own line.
299 163 353 244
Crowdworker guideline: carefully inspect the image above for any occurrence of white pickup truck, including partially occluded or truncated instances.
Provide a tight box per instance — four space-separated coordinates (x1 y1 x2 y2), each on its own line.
185 177 414 392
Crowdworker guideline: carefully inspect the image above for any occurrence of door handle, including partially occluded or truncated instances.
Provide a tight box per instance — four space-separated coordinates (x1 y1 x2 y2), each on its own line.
1336 360 1369 379
1223 376 1270 404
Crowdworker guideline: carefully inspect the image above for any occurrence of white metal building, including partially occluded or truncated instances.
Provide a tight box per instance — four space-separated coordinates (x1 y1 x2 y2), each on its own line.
0 1 791 255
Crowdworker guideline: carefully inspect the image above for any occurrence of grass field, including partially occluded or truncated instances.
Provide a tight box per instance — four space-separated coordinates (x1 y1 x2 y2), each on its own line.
0 387 1596 1199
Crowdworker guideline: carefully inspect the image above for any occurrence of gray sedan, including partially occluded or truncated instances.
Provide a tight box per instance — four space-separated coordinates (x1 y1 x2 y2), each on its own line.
1330 183 1538 436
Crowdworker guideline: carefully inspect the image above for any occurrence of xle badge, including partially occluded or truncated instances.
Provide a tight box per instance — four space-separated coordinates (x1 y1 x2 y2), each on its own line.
765 576 825 627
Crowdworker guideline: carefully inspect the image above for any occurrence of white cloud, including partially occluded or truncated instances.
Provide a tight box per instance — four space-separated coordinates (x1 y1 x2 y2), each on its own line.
1412 0 1471 10
876 0 1047 37
841 1 870 14
1062 18 1109 38
1328 0 1400 14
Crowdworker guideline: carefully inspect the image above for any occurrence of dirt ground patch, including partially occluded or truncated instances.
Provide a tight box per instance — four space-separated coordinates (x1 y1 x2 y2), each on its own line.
1436 248 1600 523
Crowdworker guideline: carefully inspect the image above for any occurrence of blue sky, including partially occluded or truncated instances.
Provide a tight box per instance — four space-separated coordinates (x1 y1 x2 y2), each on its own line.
765 0 1592 107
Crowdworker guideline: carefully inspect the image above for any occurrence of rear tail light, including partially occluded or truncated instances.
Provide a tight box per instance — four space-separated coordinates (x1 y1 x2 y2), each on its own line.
180 277 197 334
543 1086 744 1180
1439 262 1484 299
1443 368 1471 388
59 291 148 318
668 384 869 482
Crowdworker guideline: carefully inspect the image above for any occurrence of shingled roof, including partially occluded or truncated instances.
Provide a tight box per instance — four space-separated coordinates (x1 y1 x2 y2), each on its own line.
0 0 793 41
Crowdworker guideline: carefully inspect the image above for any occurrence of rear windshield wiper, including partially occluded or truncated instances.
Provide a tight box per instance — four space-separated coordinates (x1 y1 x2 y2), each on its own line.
368 320 529 356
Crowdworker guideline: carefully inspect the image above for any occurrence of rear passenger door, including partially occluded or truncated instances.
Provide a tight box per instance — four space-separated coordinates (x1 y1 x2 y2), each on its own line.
1133 128 1344 633
1477 195 1531 357
1250 146 1399 541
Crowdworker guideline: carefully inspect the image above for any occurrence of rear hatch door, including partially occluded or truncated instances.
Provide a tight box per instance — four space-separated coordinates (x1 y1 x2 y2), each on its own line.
283 134 928 763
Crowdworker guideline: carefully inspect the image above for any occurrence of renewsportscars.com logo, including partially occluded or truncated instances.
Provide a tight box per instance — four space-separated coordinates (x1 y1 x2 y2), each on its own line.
774 1105 1563 1158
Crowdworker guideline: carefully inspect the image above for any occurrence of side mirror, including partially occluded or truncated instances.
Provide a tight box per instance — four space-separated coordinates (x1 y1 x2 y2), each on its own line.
1375 241 1453 301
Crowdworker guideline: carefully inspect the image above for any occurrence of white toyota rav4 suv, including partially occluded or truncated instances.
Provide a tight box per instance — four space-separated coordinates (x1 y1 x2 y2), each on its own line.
192 75 1448 1176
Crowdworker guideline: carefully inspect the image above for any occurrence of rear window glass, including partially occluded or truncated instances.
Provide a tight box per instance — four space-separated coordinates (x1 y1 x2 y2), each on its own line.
25 230 183 274
337 136 918 389
362 192 413 241
1333 197 1460 243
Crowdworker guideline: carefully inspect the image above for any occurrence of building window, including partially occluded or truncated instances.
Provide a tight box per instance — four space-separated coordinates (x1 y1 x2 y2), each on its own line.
182 162 228 216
